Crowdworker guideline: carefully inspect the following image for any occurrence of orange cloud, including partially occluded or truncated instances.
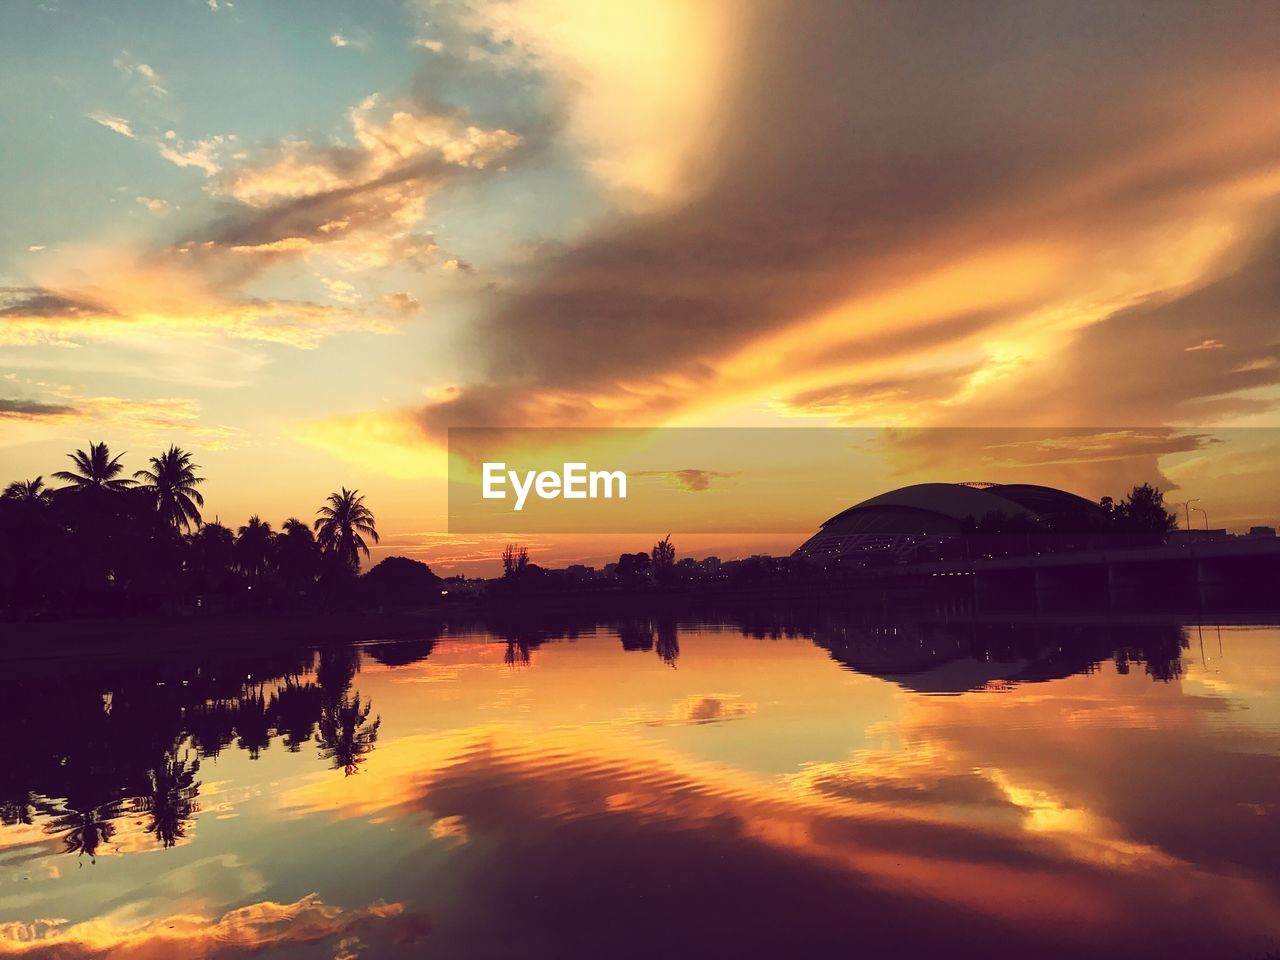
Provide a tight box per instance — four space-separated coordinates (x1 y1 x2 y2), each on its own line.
0 894 428 959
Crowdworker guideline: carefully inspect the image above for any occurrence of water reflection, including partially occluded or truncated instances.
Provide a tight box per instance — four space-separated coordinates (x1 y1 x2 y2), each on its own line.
2 609 1279 959
0 640 391 863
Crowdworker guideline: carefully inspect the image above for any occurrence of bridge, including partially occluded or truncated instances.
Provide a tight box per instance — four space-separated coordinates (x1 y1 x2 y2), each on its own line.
869 536 1280 608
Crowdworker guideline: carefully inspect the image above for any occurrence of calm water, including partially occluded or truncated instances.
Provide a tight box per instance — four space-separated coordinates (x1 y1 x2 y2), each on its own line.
2 611 1279 959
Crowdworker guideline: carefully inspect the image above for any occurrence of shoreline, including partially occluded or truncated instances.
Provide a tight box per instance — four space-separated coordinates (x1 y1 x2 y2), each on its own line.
6 583 1280 663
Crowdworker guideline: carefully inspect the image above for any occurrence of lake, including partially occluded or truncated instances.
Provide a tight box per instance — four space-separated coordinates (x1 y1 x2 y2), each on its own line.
2 608 1279 959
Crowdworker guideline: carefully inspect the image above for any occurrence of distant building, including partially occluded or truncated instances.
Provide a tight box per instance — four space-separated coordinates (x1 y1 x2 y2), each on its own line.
1168 529 1229 546
563 564 597 581
793 482 1104 565
1248 526 1277 538
440 575 484 597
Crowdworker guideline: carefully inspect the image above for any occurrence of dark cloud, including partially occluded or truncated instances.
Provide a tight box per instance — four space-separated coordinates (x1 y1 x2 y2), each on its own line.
0 288 112 319
628 468 738 492
0 397 79 418
415 1 1280 435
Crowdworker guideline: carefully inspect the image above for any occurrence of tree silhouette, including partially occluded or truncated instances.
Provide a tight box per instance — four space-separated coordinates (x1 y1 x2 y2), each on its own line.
236 515 275 580
268 678 324 751
52 442 134 492
234 688 272 760
2 476 52 503
616 551 651 585
132 748 201 848
134 445 206 533
316 645 360 700
655 617 680 667
1114 483 1178 537
37 799 126 862
652 535 676 584
502 543 529 578
315 488 379 571
361 556 440 608
276 517 321 602
1 793 36 826
316 694 381 776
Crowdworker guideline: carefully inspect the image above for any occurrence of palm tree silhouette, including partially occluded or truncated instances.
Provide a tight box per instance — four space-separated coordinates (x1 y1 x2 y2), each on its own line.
52 442 134 492
317 693 381 776
277 517 321 598
234 687 272 760
2 476 52 503
236 516 275 579
1 792 37 826
315 488 379 570
134 445 206 532
37 799 126 862
132 749 201 848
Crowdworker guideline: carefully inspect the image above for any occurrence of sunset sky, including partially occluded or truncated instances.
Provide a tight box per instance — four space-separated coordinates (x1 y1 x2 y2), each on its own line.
3 0 1280 573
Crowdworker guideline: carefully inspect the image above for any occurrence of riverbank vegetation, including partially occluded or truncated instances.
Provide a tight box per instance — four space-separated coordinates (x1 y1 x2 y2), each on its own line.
0 442 438 621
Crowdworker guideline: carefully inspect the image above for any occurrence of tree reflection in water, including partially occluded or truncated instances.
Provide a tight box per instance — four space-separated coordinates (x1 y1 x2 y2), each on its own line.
0 640 400 860
317 694 381 776
132 747 201 848
35 798 127 862
0 609 1195 864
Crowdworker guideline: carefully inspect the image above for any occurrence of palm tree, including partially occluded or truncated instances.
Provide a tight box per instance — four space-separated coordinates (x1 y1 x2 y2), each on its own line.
53 442 134 492
188 520 235 583
276 517 320 598
134 445 206 532
2 476 51 503
315 488 379 570
235 516 275 579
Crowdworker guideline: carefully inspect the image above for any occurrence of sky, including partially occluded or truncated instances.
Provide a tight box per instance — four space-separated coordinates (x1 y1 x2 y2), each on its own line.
2 0 1280 574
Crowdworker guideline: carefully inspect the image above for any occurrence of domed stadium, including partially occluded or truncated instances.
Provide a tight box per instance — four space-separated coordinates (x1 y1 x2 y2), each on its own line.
794 482 1104 564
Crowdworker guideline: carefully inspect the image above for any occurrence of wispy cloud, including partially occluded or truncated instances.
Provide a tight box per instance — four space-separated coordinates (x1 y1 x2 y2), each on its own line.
0 389 243 449
0 894 427 959
135 196 171 213
10 89 519 355
0 265 390 350
158 130 228 176
114 53 167 97
89 113 135 139
1185 338 1225 352
330 31 369 51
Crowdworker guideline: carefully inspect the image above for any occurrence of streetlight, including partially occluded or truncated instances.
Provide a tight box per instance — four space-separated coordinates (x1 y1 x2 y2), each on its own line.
1173 499 1199 545
1183 498 1199 532
1193 504 1209 531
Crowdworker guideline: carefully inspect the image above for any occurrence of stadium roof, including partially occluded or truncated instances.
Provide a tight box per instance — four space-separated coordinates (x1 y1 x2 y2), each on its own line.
818 482 1043 529
796 481 1105 561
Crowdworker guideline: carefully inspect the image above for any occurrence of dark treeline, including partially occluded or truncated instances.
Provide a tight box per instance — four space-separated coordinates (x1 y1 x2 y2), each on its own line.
0 441 442 622
491 484 1183 600
1 443 1191 624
